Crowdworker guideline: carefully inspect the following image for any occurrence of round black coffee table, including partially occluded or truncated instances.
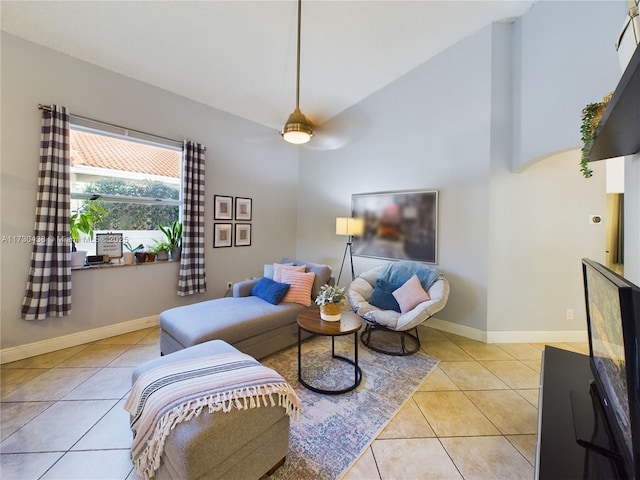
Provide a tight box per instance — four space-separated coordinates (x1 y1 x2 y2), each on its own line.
296 308 363 394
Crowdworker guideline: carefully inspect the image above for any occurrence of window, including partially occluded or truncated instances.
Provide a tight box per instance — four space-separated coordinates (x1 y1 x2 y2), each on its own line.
69 119 183 253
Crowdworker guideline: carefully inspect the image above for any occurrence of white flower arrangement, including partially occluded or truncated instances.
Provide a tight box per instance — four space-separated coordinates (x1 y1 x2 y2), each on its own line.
315 284 346 306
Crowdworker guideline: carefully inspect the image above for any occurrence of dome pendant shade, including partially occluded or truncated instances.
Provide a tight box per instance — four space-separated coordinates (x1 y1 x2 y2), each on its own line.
281 108 314 144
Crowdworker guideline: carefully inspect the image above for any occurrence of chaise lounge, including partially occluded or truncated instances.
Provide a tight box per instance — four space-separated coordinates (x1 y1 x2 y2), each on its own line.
159 258 333 358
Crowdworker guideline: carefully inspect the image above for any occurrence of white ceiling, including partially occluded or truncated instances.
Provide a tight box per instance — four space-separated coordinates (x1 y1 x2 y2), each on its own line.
1 1 535 131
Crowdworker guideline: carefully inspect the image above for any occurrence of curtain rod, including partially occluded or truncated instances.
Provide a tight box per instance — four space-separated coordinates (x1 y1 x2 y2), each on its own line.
37 104 204 151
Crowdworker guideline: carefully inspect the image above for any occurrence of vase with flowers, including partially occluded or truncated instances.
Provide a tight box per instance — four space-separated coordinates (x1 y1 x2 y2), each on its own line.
315 284 347 322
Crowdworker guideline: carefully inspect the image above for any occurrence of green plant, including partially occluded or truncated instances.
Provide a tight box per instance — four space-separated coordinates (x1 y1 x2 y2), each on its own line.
580 103 600 178
159 220 182 250
149 240 171 254
580 92 613 178
124 242 144 253
315 284 346 306
70 200 107 245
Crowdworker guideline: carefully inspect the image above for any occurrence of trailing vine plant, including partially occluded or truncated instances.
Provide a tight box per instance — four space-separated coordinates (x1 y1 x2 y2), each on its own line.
580 103 600 178
580 92 613 179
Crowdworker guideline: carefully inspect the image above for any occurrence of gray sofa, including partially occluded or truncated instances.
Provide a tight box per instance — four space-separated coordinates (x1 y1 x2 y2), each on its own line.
159 258 333 358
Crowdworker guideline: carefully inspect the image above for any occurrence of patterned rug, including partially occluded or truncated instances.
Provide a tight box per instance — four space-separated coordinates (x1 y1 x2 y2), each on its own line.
261 334 439 479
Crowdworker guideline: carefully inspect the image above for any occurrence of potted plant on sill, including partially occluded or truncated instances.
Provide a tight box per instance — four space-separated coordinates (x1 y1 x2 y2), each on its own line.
315 284 347 322
70 200 107 267
159 220 182 261
149 240 171 262
123 242 144 265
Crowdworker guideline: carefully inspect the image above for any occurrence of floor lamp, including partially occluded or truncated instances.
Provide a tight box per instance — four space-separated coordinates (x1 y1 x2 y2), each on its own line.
336 217 364 286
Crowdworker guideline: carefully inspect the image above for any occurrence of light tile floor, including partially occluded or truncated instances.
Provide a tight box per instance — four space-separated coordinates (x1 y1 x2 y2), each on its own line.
343 327 589 480
0 325 588 480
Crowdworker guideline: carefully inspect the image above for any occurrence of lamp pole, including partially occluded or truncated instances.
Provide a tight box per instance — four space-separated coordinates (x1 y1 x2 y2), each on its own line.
336 234 355 286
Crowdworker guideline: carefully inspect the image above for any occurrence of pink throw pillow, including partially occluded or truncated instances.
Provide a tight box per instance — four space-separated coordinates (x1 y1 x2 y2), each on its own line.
280 269 316 307
273 263 306 282
392 274 431 313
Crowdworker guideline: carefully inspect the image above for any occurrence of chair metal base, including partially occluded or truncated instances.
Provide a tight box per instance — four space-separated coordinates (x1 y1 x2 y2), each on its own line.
360 323 421 356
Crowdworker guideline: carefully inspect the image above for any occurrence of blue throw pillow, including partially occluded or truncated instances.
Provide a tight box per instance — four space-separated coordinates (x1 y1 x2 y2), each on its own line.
368 277 401 312
251 277 290 305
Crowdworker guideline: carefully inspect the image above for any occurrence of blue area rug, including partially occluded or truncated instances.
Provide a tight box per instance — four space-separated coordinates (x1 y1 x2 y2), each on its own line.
261 334 439 479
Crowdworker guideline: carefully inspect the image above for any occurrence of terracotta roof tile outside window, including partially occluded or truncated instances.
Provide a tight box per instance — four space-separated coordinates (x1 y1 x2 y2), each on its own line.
70 130 181 179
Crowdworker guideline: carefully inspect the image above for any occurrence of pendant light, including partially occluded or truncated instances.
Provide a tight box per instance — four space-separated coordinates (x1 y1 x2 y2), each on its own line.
281 0 314 144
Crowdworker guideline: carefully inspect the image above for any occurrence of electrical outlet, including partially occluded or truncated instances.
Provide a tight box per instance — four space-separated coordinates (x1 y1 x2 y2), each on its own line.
226 281 233 290
566 308 574 320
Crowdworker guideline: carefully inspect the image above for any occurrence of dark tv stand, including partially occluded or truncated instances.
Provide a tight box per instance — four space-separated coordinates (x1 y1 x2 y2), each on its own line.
536 346 625 479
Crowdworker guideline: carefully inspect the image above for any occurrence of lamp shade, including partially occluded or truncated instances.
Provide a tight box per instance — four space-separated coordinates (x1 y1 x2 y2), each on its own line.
336 217 364 236
281 108 314 144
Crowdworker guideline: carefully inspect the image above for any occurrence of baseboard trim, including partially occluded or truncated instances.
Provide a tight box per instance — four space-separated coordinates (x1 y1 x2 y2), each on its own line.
0 316 158 364
427 318 587 344
485 329 588 344
427 318 487 342
0 315 588 364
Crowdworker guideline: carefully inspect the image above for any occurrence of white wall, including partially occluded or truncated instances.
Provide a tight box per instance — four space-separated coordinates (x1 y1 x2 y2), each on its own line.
512 1 626 170
0 33 300 350
487 16 608 337
606 157 625 193
487 149 606 336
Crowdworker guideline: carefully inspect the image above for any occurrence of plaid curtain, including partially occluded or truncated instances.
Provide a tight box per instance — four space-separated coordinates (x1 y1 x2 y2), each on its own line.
178 140 207 295
22 105 72 320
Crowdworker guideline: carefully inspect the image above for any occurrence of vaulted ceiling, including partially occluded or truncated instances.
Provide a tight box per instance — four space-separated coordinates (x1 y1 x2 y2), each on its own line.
1 1 535 131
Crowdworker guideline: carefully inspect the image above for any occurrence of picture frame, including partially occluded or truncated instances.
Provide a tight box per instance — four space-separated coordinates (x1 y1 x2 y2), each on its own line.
351 189 438 264
235 197 252 221
214 195 233 220
95 232 123 259
213 223 232 248
235 223 252 247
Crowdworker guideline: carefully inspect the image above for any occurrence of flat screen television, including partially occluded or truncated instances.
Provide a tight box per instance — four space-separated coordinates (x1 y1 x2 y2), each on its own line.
582 259 640 479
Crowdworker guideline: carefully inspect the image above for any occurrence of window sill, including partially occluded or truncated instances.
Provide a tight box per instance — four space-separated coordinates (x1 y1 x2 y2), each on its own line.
72 259 179 271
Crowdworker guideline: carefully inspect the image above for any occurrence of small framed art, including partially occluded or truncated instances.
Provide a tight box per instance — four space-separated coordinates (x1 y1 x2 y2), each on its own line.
235 223 252 247
214 195 233 220
213 223 232 248
235 197 252 221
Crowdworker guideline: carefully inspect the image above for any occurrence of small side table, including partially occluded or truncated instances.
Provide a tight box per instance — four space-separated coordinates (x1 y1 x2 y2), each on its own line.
297 308 363 395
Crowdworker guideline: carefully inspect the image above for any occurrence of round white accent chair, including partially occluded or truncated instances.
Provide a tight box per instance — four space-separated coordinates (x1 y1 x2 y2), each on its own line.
347 263 450 355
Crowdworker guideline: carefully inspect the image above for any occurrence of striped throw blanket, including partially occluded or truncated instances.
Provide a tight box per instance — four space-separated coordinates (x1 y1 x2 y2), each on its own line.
124 352 300 480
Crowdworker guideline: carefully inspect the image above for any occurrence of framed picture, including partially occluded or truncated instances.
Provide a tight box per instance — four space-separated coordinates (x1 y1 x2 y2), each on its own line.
235 197 252 221
95 233 123 259
213 223 232 248
351 190 438 264
214 195 233 220
235 223 252 247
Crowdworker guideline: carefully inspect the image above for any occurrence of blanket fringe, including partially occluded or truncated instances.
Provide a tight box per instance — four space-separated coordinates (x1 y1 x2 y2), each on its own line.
133 382 300 480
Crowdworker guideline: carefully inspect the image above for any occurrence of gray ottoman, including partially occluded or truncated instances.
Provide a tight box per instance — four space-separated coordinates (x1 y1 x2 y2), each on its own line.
131 340 290 480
